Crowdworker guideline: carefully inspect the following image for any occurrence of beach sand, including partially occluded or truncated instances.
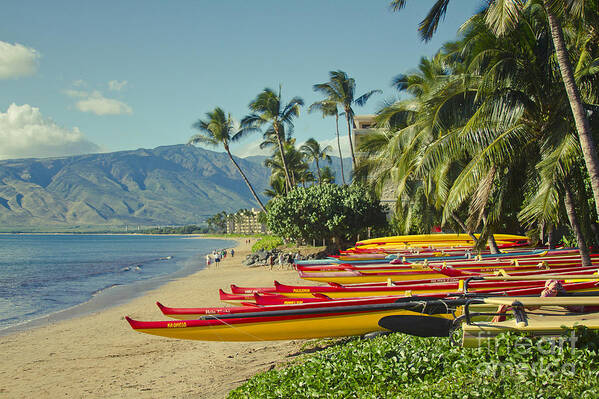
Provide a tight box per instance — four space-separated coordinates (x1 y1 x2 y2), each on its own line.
0 239 311 398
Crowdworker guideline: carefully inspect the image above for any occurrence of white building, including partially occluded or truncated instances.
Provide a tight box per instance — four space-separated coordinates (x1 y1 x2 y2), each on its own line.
352 114 396 214
225 208 268 234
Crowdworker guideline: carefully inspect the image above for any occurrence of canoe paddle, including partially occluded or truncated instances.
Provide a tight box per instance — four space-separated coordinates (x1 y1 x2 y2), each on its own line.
378 315 454 337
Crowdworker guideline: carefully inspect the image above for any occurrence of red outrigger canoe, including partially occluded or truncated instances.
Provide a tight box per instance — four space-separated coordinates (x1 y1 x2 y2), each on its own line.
159 280 599 319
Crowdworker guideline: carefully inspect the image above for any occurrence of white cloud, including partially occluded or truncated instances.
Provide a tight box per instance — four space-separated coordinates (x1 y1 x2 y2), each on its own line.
315 135 352 158
66 89 133 116
0 41 40 79
0 103 101 160
108 80 127 91
230 139 272 158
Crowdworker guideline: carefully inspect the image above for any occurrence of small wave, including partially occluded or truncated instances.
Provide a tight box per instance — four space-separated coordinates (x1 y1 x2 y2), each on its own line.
91 284 122 297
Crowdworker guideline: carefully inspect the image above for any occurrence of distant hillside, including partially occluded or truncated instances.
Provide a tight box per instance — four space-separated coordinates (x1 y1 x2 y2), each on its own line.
0 145 270 231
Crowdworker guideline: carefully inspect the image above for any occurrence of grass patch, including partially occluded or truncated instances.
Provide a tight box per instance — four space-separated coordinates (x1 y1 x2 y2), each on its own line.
229 329 599 398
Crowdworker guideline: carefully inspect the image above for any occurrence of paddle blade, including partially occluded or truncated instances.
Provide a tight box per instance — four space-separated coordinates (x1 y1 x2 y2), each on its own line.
378 315 453 337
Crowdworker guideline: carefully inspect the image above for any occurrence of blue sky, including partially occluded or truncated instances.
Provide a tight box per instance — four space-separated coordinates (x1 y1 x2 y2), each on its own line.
0 0 482 159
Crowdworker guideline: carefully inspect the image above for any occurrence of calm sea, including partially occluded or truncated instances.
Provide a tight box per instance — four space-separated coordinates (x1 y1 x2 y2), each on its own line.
0 234 233 331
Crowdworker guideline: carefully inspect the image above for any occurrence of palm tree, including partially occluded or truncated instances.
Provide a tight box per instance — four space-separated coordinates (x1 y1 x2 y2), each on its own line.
244 87 303 192
309 100 346 184
264 175 287 198
422 10 595 261
389 0 599 219
297 169 316 188
313 71 381 170
264 138 309 190
320 166 337 184
188 107 266 213
300 138 333 184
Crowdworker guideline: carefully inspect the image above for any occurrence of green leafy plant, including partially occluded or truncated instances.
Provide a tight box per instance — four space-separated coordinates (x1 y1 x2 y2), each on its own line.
251 235 284 252
265 183 387 247
229 329 599 398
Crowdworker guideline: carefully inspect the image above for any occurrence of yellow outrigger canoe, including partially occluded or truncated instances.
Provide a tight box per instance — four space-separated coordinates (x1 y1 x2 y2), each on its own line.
355 233 528 250
126 300 455 342
462 296 599 347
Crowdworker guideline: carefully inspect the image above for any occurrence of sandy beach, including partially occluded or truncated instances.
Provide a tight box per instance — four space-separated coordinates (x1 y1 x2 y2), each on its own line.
0 238 310 398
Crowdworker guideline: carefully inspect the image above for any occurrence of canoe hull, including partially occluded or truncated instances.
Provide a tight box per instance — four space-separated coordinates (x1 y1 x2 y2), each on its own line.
128 309 453 342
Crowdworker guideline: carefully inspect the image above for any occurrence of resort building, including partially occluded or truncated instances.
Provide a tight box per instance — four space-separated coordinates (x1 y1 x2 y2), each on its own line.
352 114 376 150
353 115 396 215
225 208 269 235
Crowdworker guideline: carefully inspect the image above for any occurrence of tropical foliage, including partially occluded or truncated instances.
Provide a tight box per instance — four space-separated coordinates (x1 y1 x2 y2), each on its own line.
188 107 266 212
230 329 599 398
265 183 387 246
356 3 599 260
300 138 332 184
244 87 304 193
313 70 381 169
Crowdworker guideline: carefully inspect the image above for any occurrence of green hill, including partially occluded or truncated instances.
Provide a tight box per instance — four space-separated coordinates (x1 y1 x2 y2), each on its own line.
0 145 270 231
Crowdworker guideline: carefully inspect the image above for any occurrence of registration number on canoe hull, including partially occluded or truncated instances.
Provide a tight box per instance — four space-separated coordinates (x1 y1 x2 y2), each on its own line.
167 322 187 328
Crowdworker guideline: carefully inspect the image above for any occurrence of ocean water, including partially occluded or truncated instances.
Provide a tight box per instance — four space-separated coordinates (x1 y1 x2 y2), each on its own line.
0 234 233 331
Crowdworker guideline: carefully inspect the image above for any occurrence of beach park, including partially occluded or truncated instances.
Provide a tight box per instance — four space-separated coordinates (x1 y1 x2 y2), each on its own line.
2 0 599 397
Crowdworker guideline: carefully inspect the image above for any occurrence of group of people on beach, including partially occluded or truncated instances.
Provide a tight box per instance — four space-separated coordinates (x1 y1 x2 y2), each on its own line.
205 248 234 267
266 252 301 269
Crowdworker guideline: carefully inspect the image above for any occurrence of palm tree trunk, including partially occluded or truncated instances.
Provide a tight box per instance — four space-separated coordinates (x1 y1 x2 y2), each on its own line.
451 212 480 246
546 224 556 249
563 183 592 266
487 235 500 254
481 211 499 254
274 123 292 192
315 159 321 184
225 147 267 213
544 4 599 218
345 111 357 171
336 113 346 185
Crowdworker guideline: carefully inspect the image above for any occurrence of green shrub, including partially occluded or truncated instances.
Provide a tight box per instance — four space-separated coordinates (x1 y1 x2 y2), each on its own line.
229 328 599 398
252 235 284 252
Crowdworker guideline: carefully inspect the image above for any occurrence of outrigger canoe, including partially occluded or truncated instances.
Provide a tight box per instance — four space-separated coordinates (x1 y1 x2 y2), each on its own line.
208 279 599 310
297 262 599 284
126 300 455 342
136 282 599 342
296 253 596 274
354 233 529 249
461 296 599 347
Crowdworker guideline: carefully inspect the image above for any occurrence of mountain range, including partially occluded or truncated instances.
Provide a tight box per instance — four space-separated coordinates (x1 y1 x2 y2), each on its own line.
0 145 350 231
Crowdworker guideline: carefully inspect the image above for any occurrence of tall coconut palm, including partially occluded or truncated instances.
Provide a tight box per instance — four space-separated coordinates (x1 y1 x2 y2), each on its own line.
313 71 381 170
308 100 346 184
390 0 599 219
423 9 596 261
300 138 333 184
264 138 308 190
243 87 303 192
189 107 266 212
297 169 316 188
264 175 286 198
320 166 337 184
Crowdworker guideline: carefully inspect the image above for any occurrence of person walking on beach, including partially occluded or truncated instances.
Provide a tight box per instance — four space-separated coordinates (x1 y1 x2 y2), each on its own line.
231 248 235 257
206 254 212 266
268 255 274 270
214 252 221 267
278 252 283 267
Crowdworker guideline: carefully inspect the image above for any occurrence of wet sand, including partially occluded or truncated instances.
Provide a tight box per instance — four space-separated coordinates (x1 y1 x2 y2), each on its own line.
0 239 310 398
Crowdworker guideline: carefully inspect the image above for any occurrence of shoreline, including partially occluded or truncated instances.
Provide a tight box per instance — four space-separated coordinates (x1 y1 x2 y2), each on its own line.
0 237 310 398
0 236 236 337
